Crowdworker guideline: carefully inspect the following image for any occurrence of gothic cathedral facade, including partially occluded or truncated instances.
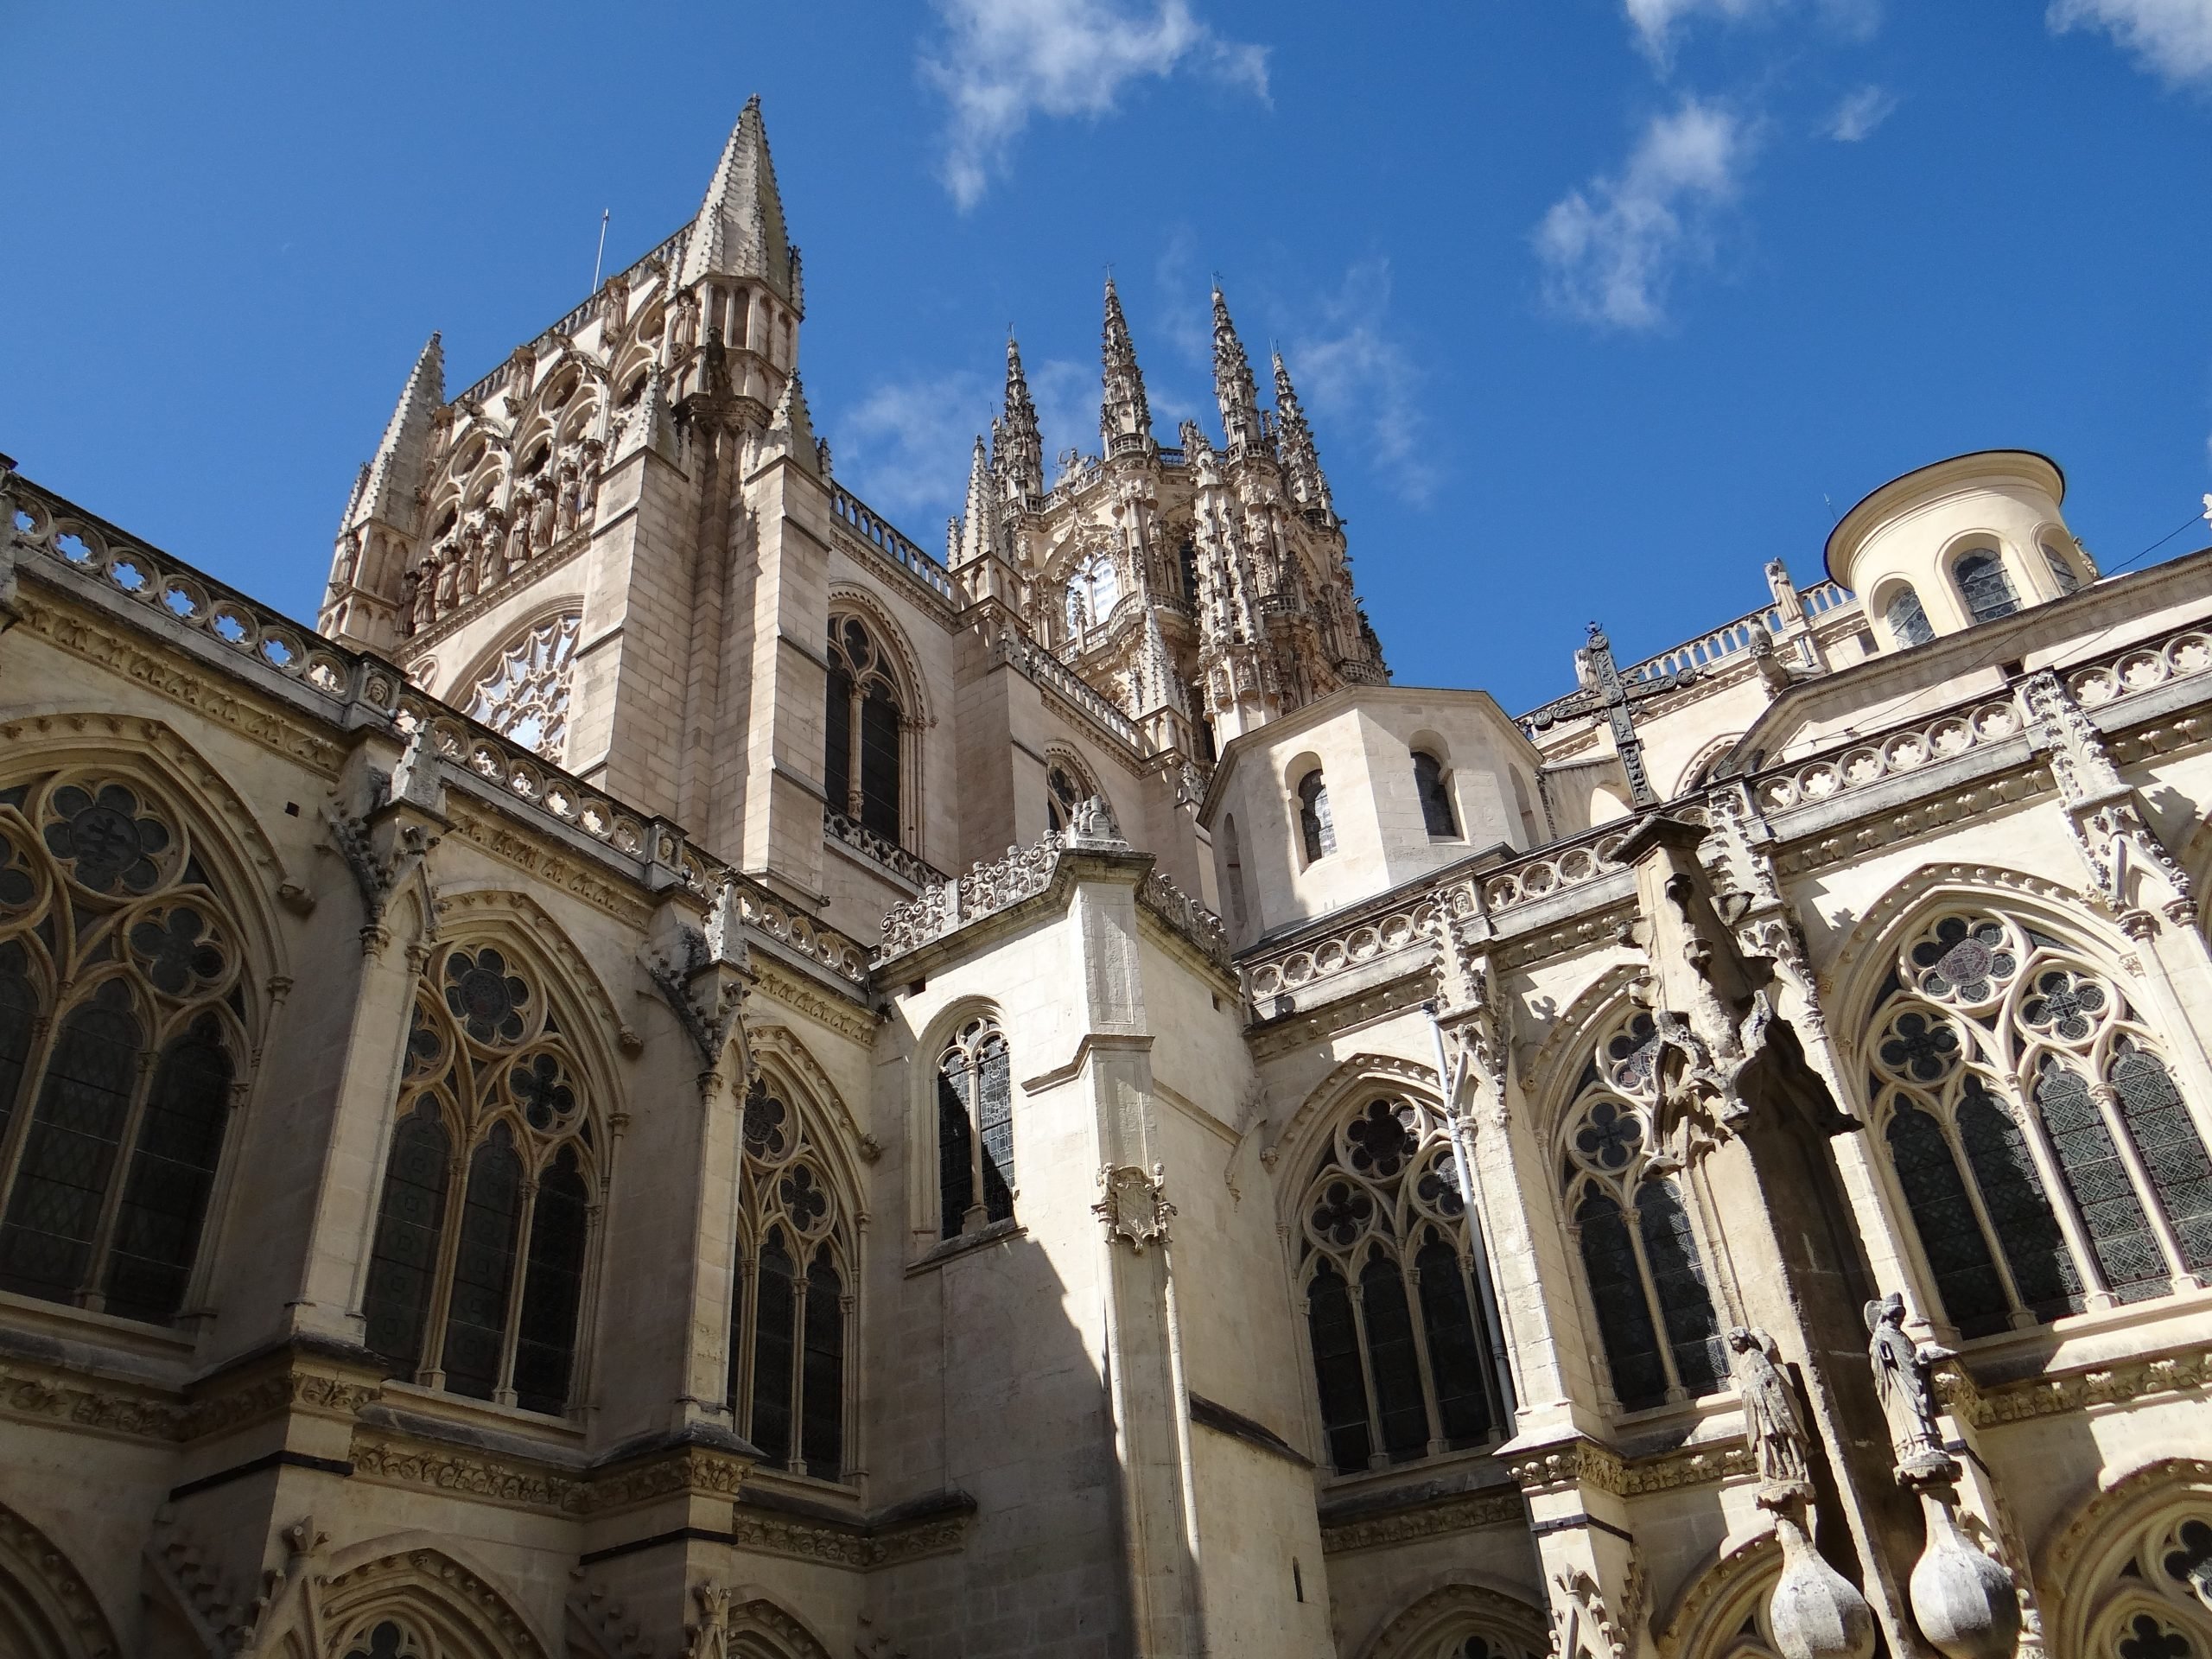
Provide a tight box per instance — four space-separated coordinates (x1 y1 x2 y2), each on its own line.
2 100 2210 1659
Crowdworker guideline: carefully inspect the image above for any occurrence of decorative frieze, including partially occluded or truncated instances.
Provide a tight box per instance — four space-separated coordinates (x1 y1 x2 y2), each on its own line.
1935 1344 2212 1429
1319 1487 1526 1554
0 1361 187 1441
728 1501 971 1569
350 1433 585 1513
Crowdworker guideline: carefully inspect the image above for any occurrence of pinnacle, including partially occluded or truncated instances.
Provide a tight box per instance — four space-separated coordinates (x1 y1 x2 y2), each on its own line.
678 99 796 308
351 332 446 531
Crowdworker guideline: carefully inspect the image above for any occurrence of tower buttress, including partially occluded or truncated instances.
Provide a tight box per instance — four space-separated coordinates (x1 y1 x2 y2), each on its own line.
321 331 444 652
995 335 1046 505
1100 276 1154 459
1211 286 1264 456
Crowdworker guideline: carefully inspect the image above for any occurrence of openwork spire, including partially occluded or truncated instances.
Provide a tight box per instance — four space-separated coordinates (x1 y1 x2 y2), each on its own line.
1211 286 1263 454
995 334 1045 503
351 333 444 532
678 96 799 310
1272 351 1332 513
1100 276 1153 457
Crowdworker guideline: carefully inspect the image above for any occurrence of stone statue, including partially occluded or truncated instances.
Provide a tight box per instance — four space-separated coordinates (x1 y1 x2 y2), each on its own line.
397 569 421 637
432 545 460 615
503 512 530 575
1728 1325 1811 1503
1866 1294 1949 1477
529 484 556 552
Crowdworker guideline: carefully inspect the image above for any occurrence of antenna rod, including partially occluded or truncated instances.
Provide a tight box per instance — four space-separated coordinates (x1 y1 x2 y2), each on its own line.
591 209 611 291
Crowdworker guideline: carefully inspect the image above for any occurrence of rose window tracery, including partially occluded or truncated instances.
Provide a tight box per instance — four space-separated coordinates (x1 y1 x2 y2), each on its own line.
463 613 579 762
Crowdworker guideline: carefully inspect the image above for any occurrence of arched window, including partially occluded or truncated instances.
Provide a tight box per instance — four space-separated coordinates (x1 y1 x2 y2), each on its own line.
1865 907 2212 1336
1954 550 2021 625
726 1074 852 1482
2044 540 2085 596
1560 1010 1726 1410
1885 584 1936 648
1298 770 1336 863
1044 753 1096 835
1065 550 1120 638
825 614 908 848
464 613 580 762
361 941 600 1414
0 776 250 1324
1414 752 1458 839
2071 1500 2212 1659
1295 1095 1505 1473
937 1016 1014 1239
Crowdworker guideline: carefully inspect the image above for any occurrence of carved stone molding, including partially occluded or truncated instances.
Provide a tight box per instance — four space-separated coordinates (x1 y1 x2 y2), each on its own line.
318 1546 550 1659
1094 1162 1174 1252
350 1432 585 1514
1934 1345 2212 1430
186 1363 380 1442
1504 1436 1752 1499
728 1503 971 1570
0 1496 122 1658
1771 768 2054 879
1319 1487 1527 1554
752 963 874 1045
10 594 346 775
442 803 653 927
0 1360 188 1442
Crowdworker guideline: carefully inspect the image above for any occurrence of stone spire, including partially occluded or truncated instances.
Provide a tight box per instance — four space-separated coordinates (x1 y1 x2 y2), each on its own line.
1131 606 1189 718
350 333 444 533
995 334 1046 504
1100 276 1154 458
1211 286 1263 454
760 372 821 475
955 435 1001 566
1272 351 1332 515
678 96 800 310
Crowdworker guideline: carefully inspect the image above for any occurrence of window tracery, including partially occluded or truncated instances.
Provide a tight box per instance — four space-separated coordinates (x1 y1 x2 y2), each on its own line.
463 613 579 762
2044 538 2085 595
937 1016 1014 1239
1864 908 2212 1336
825 613 908 847
727 1074 851 1482
1045 753 1097 835
1560 1009 1726 1411
0 774 251 1324
2080 1505 2212 1657
1297 1094 1504 1473
361 940 600 1414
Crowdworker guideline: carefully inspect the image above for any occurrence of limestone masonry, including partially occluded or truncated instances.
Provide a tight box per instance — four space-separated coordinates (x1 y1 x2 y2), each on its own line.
2 99 2209 1659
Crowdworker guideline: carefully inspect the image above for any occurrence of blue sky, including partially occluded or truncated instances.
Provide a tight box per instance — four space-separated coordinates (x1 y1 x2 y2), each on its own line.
6 0 2211 714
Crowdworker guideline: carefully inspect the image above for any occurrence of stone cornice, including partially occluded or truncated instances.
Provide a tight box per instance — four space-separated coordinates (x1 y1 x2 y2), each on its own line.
1936 1341 2212 1429
10 592 347 777
440 800 655 927
728 1490 974 1569
752 961 875 1044
1319 1485 1525 1555
1506 1434 1753 1497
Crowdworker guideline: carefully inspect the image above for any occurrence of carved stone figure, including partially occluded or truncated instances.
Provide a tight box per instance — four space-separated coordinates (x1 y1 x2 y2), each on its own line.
1729 1325 1812 1503
396 569 421 637
1866 1294 1949 1478
431 545 460 616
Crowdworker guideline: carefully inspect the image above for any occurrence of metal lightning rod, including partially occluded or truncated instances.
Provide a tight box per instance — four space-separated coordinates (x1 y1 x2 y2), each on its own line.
591 210 611 291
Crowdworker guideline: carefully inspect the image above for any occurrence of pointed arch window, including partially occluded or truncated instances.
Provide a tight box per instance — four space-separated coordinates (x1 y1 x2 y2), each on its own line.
726 1074 852 1481
464 613 580 762
1864 909 2212 1337
825 614 910 849
1296 1094 1507 1472
361 941 600 1413
0 777 251 1325
938 1016 1014 1239
1560 1011 1726 1411
1066 550 1120 638
1045 753 1097 836
1414 752 1459 839
1885 584 1936 648
1298 770 1336 863
1954 550 2020 624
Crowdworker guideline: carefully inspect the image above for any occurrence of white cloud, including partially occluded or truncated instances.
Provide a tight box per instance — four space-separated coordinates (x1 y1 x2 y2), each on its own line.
832 372 994 527
1625 0 1770 57
1289 260 1439 507
1827 84 1897 140
1536 99 1753 331
922 0 1268 209
2049 0 2212 85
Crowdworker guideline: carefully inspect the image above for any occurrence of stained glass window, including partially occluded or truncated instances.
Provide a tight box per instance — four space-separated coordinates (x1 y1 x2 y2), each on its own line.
1886 585 1936 648
825 614 909 849
0 983 143 1299
2043 541 2083 595
732 1073 854 1482
363 1104 452 1372
750 1229 796 1464
1868 906 2212 1330
1559 1007 1728 1412
361 940 598 1410
103 1016 232 1321
464 613 580 761
1954 550 2020 625
939 1017 1014 1237
1414 753 1458 838
1299 771 1336 862
1299 1092 1507 1472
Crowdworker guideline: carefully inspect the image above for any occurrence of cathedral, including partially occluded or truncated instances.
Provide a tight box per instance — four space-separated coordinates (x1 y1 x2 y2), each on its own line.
3 98 2212 1659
